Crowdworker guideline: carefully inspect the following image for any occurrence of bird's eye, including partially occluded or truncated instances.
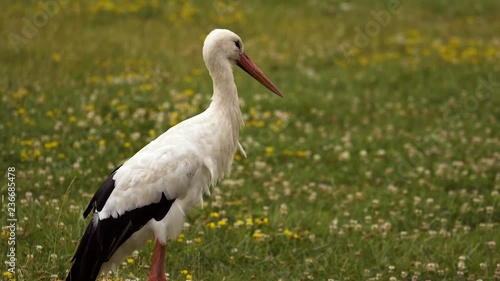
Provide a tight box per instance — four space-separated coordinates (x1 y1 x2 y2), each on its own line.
234 40 241 49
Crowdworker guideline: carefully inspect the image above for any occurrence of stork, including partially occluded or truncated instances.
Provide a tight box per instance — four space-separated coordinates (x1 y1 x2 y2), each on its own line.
66 29 283 281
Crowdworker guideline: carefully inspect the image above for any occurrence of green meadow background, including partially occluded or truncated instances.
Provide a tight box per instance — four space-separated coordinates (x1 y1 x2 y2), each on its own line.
1 0 499 280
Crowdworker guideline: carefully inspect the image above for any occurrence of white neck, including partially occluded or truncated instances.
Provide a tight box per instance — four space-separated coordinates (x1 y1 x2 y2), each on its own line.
203 59 243 182
207 59 241 117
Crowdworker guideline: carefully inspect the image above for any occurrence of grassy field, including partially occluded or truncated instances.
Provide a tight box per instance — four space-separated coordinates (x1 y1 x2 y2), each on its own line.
1 0 499 280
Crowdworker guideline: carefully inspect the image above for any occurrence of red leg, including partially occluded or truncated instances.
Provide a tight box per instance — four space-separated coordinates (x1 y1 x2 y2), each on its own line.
148 239 167 281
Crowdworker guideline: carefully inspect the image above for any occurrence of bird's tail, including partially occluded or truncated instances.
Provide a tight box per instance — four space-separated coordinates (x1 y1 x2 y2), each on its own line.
66 215 104 281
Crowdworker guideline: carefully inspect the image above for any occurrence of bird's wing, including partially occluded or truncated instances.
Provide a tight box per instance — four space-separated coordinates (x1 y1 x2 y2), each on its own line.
68 164 177 280
99 136 206 220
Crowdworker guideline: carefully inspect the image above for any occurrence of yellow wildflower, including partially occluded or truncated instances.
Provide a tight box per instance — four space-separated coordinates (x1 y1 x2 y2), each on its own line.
89 75 101 84
169 112 179 126
248 120 265 127
44 141 59 150
296 150 310 158
283 229 299 239
105 75 114 84
10 87 27 99
252 230 263 239
217 219 227 227
234 219 244 227
358 56 369 66
51 53 61 63
20 139 33 146
20 150 29 161
140 83 153 92
180 2 197 21
177 233 184 243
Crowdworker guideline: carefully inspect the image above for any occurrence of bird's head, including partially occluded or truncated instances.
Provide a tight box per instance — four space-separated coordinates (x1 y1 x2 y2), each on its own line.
203 29 283 97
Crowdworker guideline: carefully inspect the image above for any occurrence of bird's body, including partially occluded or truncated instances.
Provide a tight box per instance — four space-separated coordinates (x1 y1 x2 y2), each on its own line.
98 92 243 273
66 29 282 281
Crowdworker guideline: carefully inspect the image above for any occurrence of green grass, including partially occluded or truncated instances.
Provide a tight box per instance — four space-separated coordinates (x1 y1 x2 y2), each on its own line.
1 0 499 280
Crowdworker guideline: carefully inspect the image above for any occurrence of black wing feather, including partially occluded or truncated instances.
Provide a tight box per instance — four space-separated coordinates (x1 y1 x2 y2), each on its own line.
83 165 122 218
66 165 176 281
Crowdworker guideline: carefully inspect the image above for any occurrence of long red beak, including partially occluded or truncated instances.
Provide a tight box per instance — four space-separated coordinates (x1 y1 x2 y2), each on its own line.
237 53 283 97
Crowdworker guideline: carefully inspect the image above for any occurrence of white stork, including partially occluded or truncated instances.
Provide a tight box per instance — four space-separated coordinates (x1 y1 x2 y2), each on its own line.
66 29 283 281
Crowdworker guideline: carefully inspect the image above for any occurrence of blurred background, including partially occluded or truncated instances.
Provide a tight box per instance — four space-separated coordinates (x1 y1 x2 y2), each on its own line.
1 1 499 280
